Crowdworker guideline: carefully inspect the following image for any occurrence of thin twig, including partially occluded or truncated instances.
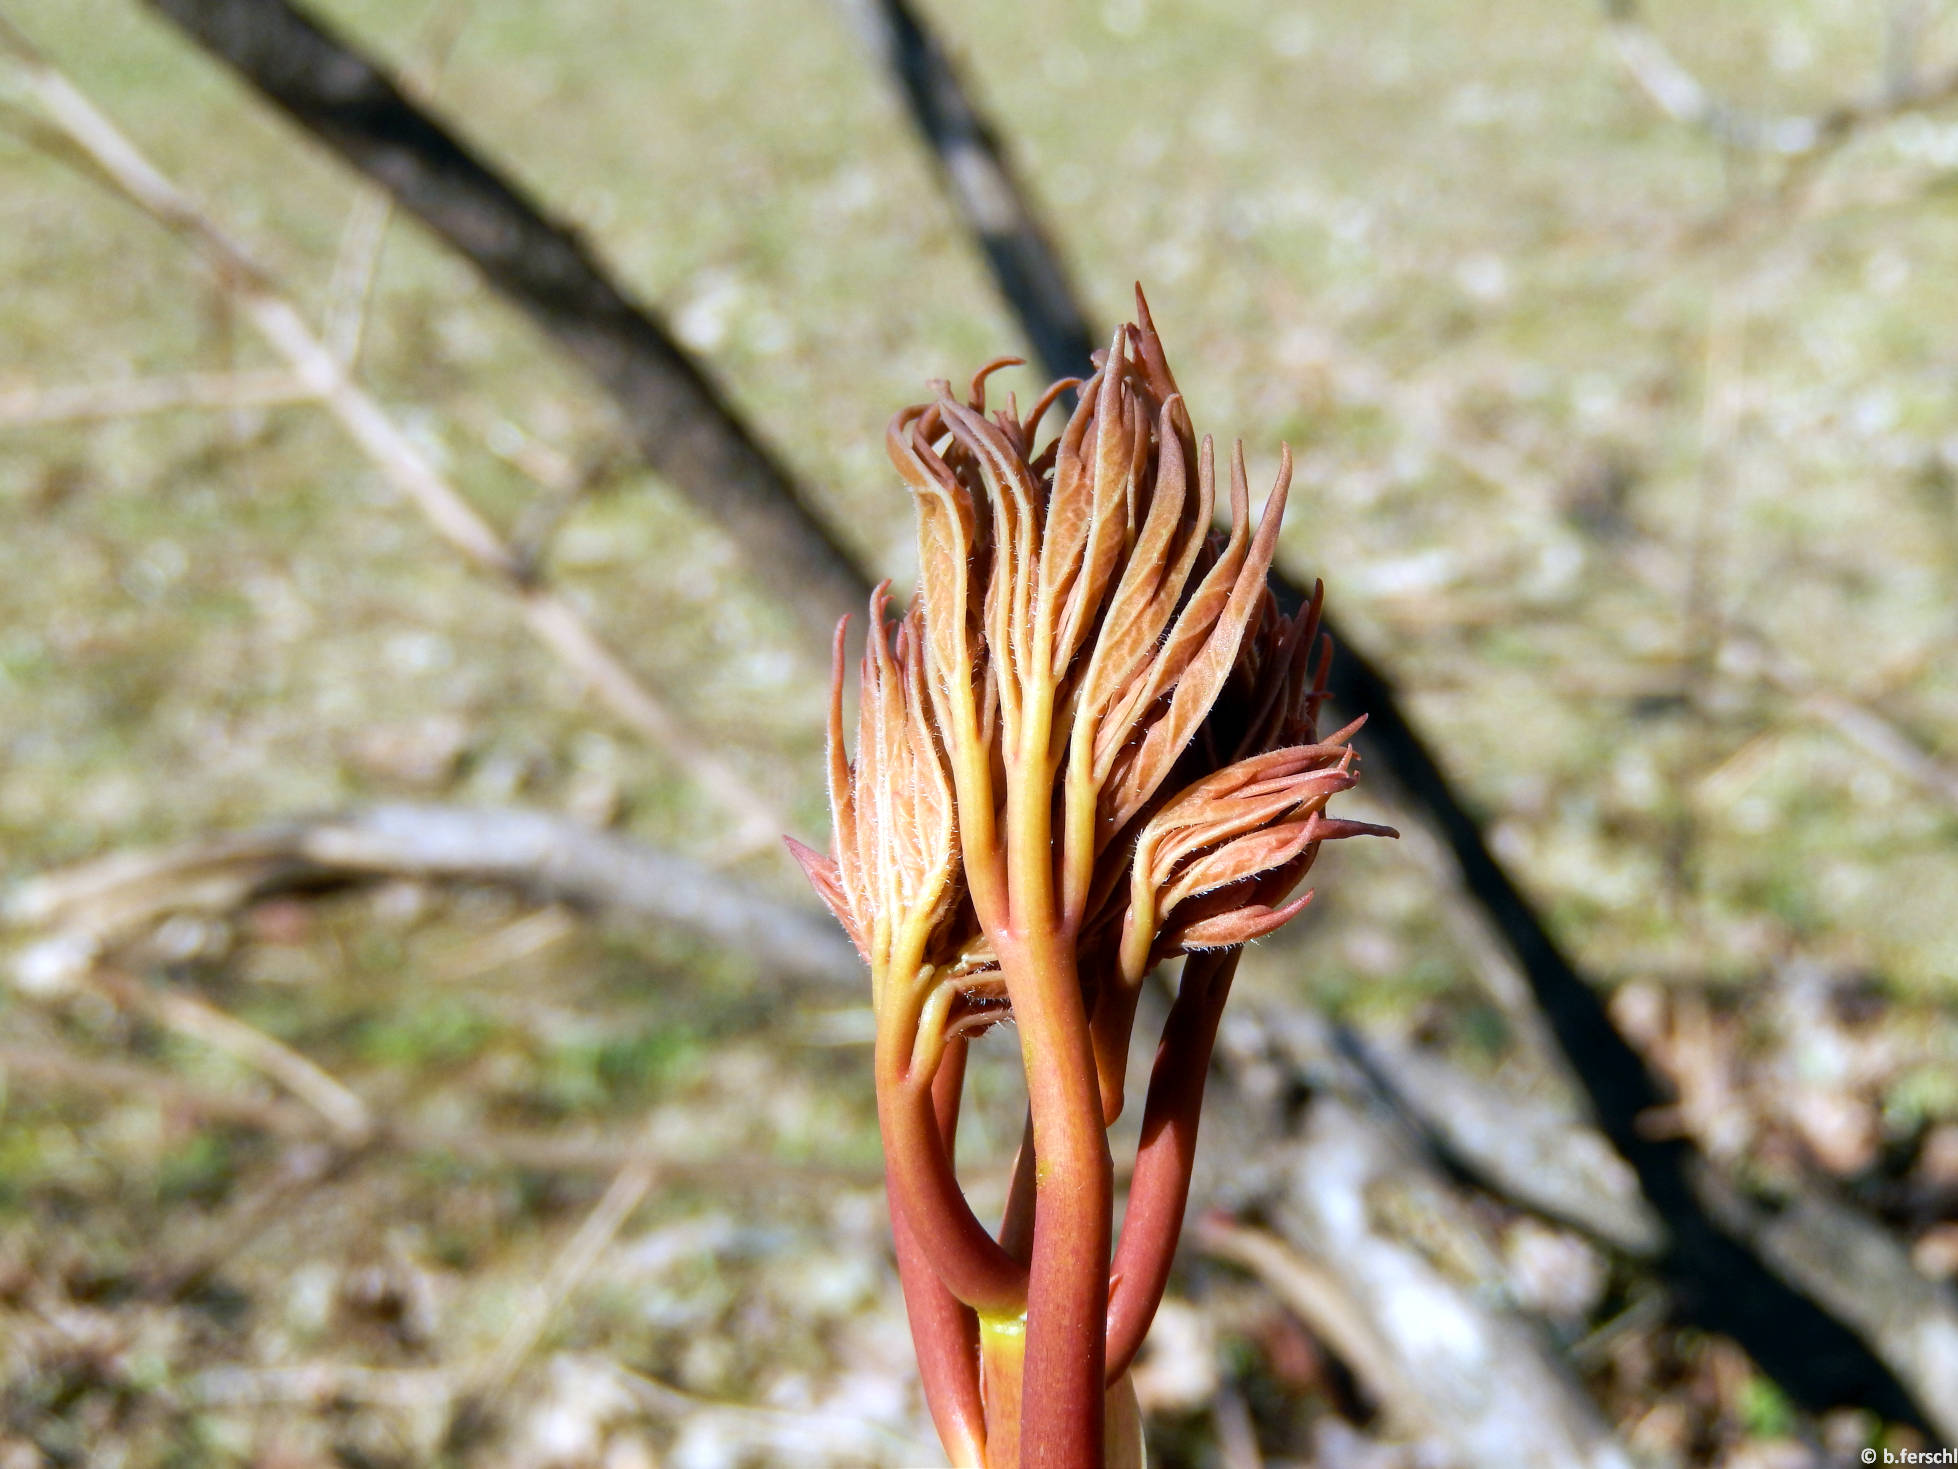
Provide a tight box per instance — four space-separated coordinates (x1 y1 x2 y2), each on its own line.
321 0 472 366
450 1114 664 1426
321 180 394 367
1193 1217 1410 1428
144 0 869 653
1285 321 1958 821
86 965 374 1145
0 368 314 426
0 15 778 853
0 1037 882 1183
1211 1380 1264 1469
1605 0 1958 156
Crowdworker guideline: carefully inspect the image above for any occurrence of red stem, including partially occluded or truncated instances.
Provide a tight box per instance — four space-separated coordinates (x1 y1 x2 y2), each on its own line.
1001 928 1112 1469
1104 949 1239 1382
880 1059 1030 1313
889 1038 987 1466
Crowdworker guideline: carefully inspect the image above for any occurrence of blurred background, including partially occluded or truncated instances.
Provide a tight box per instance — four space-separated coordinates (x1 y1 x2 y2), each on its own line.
2 0 1956 1465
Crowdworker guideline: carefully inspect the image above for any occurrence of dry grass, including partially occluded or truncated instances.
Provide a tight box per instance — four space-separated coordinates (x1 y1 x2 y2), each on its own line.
2 0 1956 1463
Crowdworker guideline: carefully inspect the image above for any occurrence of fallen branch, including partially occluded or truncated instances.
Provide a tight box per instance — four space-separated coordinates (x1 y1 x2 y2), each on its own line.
1195 1220 1406 1432
1697 1168 1958 1444
1199 1101 1637 1469
1240 1005 1936 1437
1336 1011 1958 1439
5 802 861 989
1338 1026 1663 1256
0 15 778 853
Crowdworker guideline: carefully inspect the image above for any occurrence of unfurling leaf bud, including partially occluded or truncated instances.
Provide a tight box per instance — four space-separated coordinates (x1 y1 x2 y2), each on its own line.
788 288 1395 1468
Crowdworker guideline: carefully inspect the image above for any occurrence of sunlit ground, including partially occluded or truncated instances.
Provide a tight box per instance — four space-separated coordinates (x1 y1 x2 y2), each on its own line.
2 0 1955 1463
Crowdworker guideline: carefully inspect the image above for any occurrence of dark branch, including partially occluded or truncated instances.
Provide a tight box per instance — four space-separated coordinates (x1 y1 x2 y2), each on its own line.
837 0 1098 387
841 0 1932 1431
144 0 867 654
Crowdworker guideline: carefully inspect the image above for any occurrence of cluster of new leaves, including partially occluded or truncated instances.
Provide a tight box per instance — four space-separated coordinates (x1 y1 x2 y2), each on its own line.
792 291 1390 1103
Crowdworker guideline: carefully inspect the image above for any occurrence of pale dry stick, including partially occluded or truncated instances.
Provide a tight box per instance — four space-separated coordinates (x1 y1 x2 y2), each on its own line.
1605 12 1833 157
1194 1218 1409 1429
1211 1382 1264 1469
1721 626 1958 809
476 412 594 498
1605 0 1958 157
1294 326 1958 819
1201 1094 1639 1469
6 804 860 988
487 417 632 577
1604 0 1958 240
321 0 474 366
83 965 375 1145
0 18 778 852
1340 1025 1664 1255
0 368 313 426
454 1115 664 1421
321 174 394 368
150 986 373 1143
1804 689 1958 806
